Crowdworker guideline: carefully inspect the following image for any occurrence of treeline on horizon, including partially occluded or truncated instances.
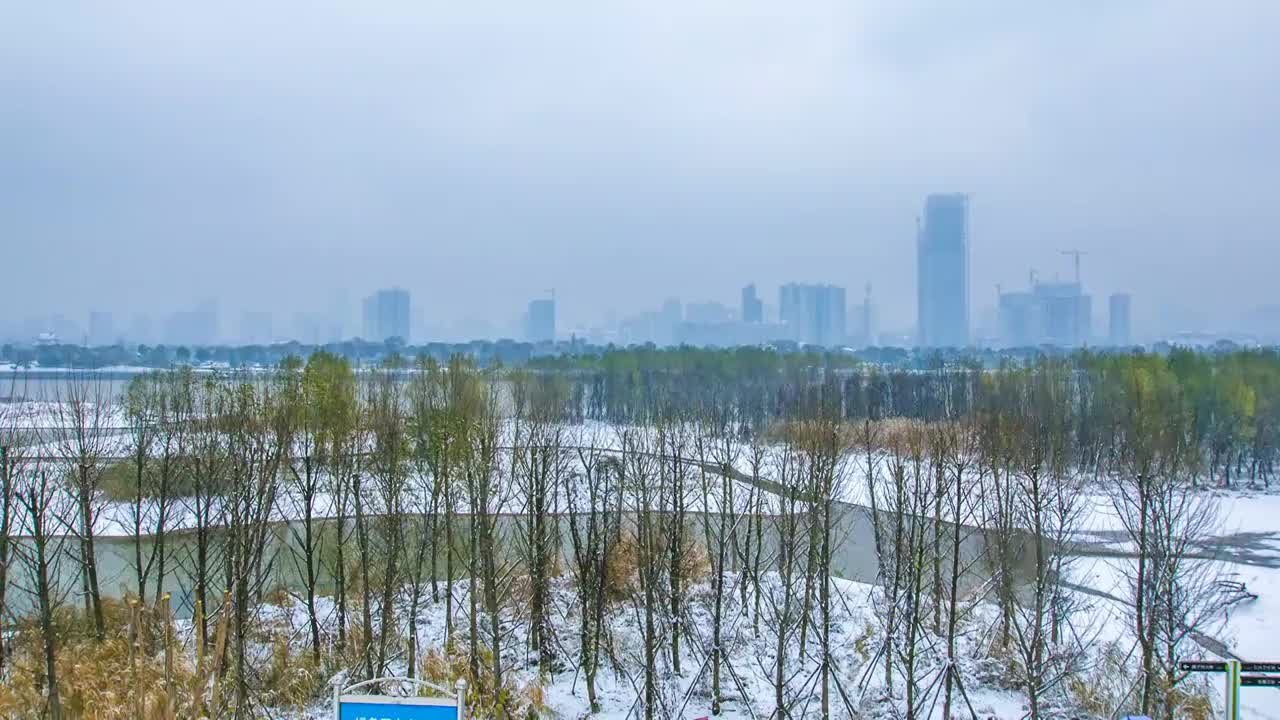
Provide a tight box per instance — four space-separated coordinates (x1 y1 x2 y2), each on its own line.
0 331 1253 374
8 343 1279 488
541 347 1280 487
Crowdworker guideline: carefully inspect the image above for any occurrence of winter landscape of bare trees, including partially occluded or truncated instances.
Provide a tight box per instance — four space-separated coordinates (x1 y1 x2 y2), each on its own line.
0 348 1265 718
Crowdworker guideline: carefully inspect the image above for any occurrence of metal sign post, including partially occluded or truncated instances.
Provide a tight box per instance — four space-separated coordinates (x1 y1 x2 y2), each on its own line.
1177 659 1280 719
332 676 467 720
1224 659 1240 720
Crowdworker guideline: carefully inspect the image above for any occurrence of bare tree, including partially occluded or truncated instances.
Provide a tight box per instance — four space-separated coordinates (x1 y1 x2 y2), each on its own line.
365 358 411 678
792 417 851 720
462 370 516 701
123 372 160 605
1147 477 1225 720
1008 368 1087 720
896 425 935 720
933 418 983 720
0 372 30 674
694 405 743 716
279 355 328 666
13 453 73 720
149 369 191 603
871 427 914 701
512 370 569 673
976 395 1020 654
1109 363 1227 719
563 426 619 712
309 352 359 660
223 374 287 716
183 373 230 651
764 432 807 719
739 427 769 635
1108 363 1196 716
49 371 114 640
625 426 668 720
405 355 445 678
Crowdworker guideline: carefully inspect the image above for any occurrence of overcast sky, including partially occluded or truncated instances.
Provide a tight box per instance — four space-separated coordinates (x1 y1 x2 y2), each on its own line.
3 1 1278 339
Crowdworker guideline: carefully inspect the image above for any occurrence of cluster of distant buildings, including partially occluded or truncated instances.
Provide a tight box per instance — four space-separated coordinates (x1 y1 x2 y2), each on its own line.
605 193 1132 350
918 193 1133 349
16 193 1256 353
604 282 871 349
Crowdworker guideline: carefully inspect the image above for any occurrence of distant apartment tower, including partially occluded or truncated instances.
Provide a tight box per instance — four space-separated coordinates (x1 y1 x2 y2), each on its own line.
741 284 764 324
998 281 1092 347
853 284 878 347
658 298 683 345
128 314 153 345
362 288 411 342
685 301 733 325
779 283 847 347
527 297 556 343
1109 293 1132 346
88 311 114 346
164 303 218 346
240 311 273 345
1037 282 1092 347
917 193 970 347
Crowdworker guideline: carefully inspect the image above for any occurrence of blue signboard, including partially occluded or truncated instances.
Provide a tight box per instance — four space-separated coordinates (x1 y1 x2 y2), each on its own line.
339 695 460 720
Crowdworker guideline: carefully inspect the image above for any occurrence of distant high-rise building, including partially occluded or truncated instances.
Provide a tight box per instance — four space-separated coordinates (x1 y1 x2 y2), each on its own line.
240 311 273 345
327 290 349 342
51 314 81 345
1109 293 1132 346
362 288 411 342
997 280 1092 348
128 314 153 345
853 284 878 347
685 301 734 325
164 303 218 346
998 291 1044 347
661 298 683 325
293 312 324 345
527 297 556 343
1037 282 1091 347
779 283 847 346
88 311 114 346
658 298 683 345
917 193 970 348
741 284 763 324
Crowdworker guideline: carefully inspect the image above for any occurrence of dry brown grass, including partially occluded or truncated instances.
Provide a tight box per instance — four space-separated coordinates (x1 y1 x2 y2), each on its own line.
1051 639 1215 720
0 599 199 720
257 631 326 712
679 530 711 582
764 416 970 456
605 531 640 602
419 643 549 719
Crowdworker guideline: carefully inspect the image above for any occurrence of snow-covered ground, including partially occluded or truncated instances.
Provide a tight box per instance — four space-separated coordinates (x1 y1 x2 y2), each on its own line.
10 402 1280 716
267 574 1033 720
1066 482 1280 719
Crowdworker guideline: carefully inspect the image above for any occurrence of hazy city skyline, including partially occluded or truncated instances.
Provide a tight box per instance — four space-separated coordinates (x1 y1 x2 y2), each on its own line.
4 2 1279 340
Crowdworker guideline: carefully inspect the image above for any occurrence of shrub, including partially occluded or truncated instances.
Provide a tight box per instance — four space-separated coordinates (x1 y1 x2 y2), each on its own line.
419 644 549 719
0 600 198 720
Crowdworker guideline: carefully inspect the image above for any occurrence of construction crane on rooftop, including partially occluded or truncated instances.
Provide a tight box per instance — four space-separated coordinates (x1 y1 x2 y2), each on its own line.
1061 249 1087 286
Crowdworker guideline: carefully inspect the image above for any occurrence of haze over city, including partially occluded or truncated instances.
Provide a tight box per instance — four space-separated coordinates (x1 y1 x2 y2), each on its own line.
4 1 1279 345
11 5 1280 720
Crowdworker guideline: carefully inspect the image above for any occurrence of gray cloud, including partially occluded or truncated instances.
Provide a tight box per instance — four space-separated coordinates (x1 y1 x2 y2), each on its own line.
2 0 1278 338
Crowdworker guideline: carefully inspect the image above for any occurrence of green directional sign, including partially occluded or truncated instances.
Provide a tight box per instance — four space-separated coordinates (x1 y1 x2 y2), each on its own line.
1180 661 1227 673
1180 659 1280 718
